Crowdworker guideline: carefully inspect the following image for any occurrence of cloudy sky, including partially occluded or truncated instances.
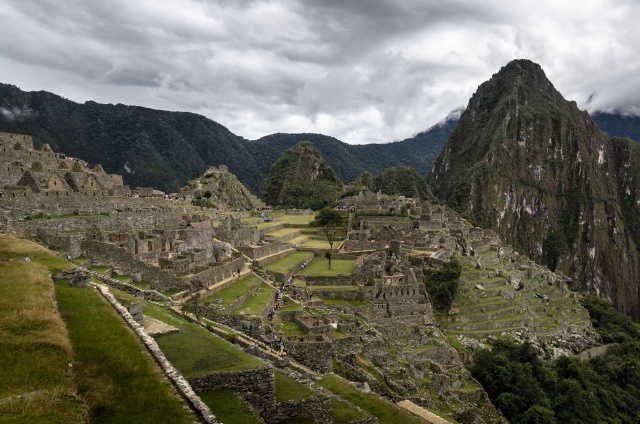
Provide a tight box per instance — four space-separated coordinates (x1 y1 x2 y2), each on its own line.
0 1 639 144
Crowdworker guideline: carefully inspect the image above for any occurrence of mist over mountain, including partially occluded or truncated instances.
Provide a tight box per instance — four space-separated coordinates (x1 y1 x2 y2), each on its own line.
428 59 640 319
0 83 453 194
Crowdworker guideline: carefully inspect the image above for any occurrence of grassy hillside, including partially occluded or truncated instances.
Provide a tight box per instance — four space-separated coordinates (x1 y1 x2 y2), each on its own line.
0 236 194 423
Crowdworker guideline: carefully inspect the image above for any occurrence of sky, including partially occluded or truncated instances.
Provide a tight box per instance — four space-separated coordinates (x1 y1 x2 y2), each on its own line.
0 1 639 144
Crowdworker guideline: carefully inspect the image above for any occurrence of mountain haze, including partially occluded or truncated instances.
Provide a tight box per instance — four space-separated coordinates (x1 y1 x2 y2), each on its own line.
0 83 452 194
429 59 640 319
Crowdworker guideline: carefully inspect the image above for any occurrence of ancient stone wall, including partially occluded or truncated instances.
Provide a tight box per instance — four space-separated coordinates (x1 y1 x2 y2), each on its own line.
196 306 266 338
239 241 290 260
273 395 333 424
81 240 182 290
188 367 276 418
304 275 354 286
283 335 333 373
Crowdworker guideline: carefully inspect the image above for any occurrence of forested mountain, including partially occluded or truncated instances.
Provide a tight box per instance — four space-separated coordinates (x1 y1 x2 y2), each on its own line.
592 111 640 143
428 59 640 319
261 141 343 209
0 83 453 194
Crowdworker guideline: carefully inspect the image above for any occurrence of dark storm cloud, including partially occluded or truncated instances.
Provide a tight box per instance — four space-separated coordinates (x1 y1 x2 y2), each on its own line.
0 0 638 143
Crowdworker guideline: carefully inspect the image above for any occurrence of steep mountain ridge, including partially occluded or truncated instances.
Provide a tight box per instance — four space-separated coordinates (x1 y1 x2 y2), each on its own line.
429 59 640 319
0 83 451 194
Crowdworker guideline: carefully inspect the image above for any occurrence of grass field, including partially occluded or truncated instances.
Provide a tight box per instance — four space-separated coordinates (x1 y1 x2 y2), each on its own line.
0 235 196 423
56 282 194 423
198 390 264 424
299 238 333 249
145 303 264 377
298 257 355 276
264 227 301 238
201 275 261 308
277 215 315 225
0 236 86 423
317 374 424 424
274 369 317 402
262 251 312 275
233 283 275 315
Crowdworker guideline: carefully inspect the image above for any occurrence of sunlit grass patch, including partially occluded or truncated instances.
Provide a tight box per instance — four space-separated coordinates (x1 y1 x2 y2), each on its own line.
298 258 355 276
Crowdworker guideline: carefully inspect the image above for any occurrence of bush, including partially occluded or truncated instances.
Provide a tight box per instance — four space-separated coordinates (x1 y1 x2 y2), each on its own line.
423 258 461 312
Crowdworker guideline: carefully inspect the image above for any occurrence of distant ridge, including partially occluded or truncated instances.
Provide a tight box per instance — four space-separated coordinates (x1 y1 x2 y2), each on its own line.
0 83 454 194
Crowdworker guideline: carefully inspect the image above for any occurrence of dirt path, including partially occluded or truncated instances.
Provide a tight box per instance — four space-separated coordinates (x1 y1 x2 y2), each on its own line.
397 400 454 424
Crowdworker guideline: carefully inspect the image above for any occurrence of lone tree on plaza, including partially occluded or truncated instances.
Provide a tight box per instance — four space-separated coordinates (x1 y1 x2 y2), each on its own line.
311 207 345 270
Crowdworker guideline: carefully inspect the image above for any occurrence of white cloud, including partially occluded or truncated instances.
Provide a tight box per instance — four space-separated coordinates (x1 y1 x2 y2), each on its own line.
0 0 639 144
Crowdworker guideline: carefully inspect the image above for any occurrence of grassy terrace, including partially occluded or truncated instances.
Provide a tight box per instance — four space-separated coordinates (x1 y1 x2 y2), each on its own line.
198 390 264 424
298 257 355 276
254 221 282 230
265 227 300 238
278 215 315 225
143 301 265 377
0 236 195 423
284 234 309 245
274 369 316 402
0 237 86 423
233 282 275 315
299 238 333 249
201 275 261 308
307 285 359 292
317 374 424 424
262 251 312 275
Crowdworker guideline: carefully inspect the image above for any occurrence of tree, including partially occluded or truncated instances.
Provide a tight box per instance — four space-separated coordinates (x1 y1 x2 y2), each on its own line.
423 258 461 312
311 208 345 270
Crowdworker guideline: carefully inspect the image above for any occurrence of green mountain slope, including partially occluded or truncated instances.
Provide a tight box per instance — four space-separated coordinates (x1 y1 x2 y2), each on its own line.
428 59 640 319
592 111 640 143
261 141 343 209
0 83 453 194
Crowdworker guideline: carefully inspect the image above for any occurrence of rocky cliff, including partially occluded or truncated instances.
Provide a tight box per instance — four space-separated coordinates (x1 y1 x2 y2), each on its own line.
428 59 640 319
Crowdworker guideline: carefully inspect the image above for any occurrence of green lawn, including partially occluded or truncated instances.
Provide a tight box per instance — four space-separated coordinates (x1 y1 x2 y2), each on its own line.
317 374 424 424
254 221 282 230
331 398 372 424
111 274 132 283
278 215 315 225
201 275 261 308
90 265 111 274
299 238 333 249
56 282 195 423
298 258 355 277
284 235 309 245
233 283 276 316
265 227 300 238
274 369 317 402
307 285 359 292
0 236 87 423
132 281 150 290
198 390 264 424
263 251 312 275
145 303 264 377
280 320 306 336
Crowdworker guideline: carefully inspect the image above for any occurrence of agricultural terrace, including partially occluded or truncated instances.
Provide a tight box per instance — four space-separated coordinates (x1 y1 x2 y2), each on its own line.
297 257 356 276
0 235 193 423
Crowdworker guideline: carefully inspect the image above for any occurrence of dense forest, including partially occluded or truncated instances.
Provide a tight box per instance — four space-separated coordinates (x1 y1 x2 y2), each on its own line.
471 296 640 423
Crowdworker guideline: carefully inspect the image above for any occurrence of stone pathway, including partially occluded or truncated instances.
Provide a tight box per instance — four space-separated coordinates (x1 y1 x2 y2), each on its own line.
397 400 454 424
144 316 178 335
